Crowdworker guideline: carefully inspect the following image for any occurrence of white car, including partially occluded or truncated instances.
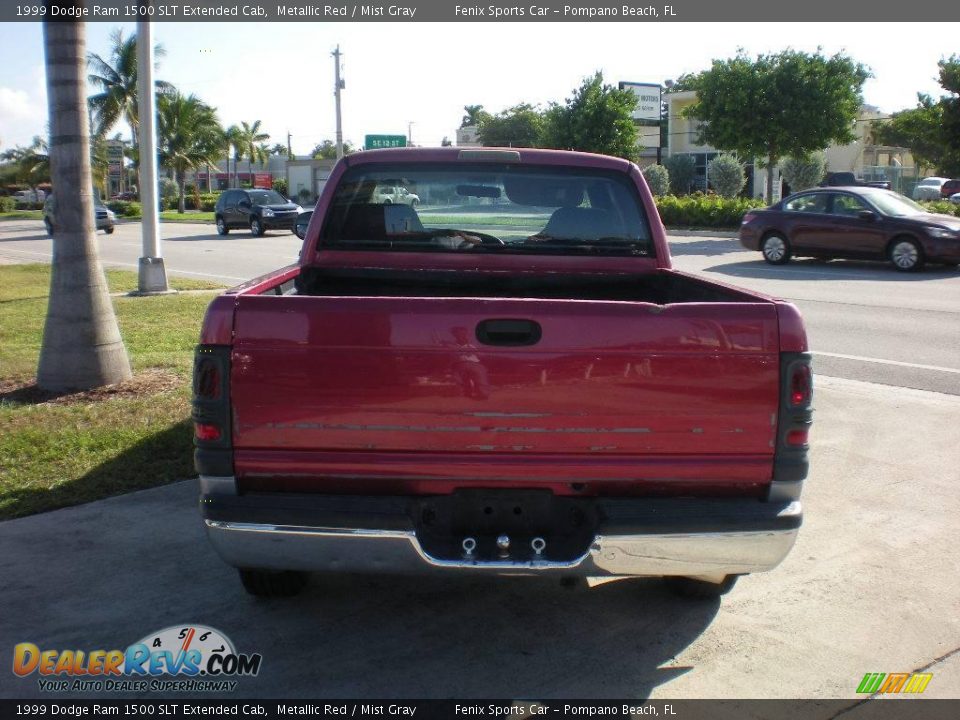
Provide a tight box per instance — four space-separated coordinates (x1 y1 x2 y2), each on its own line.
912 177 949 201
13 189 45 206
950 193 960 205
374 186 420 206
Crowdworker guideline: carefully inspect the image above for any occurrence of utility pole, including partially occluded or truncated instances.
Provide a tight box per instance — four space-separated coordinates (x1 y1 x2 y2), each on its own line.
408 121 415 145
135 13 170 295
287 130 293 159
332 45 345 159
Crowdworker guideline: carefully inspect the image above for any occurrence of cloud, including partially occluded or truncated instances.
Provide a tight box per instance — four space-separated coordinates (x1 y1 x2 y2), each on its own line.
0 79 47 149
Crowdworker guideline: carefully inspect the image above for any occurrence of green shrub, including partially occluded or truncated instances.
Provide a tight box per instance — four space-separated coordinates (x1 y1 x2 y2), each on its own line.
664 155 696 195
183 193 219 211
642 164 670 197
655 194 767 228
272 178 289 196
920 200 960 217
781 153 827 192
0 196 16 212
708 154 746 198
106 200 141 217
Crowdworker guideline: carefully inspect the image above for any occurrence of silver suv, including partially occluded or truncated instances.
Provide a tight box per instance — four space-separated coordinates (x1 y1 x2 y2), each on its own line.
43 193 115 236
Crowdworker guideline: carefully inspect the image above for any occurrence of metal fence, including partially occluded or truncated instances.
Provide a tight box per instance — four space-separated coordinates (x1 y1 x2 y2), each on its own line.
861 165 922 196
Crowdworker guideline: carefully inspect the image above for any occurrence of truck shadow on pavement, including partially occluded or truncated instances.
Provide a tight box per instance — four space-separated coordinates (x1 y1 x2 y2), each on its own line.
0 478 719 701
705 259 960 281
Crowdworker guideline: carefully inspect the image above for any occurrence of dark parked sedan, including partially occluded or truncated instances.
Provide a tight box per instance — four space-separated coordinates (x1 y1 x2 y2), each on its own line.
739 187 960 271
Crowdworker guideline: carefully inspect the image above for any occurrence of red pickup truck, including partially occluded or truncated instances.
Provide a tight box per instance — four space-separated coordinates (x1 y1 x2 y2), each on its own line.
194 148 811 599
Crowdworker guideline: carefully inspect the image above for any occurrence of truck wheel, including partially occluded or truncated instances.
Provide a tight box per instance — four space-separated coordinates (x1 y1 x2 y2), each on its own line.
250 218 265 237
238 568 307 597
104 226 115 235
216 216 229 235
888 238 924 272
410 199 419 208
665 575 739 599
761 234 791 265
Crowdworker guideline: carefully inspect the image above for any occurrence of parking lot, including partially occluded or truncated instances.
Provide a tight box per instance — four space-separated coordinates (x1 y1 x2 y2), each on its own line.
0 219 958 700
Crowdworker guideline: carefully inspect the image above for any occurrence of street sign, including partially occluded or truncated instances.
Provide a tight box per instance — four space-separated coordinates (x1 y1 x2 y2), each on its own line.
365 134 407 150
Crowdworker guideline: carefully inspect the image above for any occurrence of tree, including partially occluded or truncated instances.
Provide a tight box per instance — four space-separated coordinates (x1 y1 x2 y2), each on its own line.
460 105 491 128
664 154 695 194
311 139 355 159
233 120 269 186
642 164 669 196
38 17 130 391
707 153 746 198
0 136 50 192
478 104 544 148
541 72 638 160
268 143 288 156
684 49 870 200
873 56 960 176
87 28 173 143
157 92 224 213
780 152 827 192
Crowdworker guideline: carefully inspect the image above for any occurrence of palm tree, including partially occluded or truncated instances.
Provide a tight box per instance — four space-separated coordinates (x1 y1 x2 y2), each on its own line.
234 120 270 187
87 28 173 144
157 92 225 213
1 136 50 192
224 124 242 188
38 19 131 391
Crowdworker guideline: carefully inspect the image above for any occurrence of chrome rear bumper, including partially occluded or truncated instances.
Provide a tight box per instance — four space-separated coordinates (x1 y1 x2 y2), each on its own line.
204 500 801 579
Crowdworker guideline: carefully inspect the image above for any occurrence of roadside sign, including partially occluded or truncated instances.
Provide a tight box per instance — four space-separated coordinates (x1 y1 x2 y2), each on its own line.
365 134 407 150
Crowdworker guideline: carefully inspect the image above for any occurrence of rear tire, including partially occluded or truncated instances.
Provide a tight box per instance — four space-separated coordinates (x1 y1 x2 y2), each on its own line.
216 216 229 235
888 238 924 272
104 226 115 235
761 233 791 265
239 568 307 597
665 575 739 599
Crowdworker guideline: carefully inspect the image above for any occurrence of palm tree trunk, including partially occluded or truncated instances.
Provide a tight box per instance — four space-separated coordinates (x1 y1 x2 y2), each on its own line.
38 16 131 391
177 170 186 213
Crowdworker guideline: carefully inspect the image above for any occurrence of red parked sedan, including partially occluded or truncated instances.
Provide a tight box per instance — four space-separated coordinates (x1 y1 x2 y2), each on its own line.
739 187 960 271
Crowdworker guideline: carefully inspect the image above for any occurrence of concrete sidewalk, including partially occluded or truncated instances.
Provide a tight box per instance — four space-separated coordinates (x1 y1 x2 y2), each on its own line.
1 376 958 700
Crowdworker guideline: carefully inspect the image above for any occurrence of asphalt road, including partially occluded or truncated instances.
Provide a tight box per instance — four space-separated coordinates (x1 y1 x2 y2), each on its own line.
1 218 958 395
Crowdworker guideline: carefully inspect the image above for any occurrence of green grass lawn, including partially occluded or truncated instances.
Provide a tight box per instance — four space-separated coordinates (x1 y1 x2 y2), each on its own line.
160 211 215 223
0 210 44 221
0 264 226 520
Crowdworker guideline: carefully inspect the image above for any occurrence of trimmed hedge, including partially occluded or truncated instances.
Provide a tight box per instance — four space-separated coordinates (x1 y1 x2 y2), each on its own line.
107 200 141 217
919 200 960 218
655 194 767 228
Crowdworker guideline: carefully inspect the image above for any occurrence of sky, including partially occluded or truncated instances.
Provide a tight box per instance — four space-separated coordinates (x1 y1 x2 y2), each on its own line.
0 21 957 155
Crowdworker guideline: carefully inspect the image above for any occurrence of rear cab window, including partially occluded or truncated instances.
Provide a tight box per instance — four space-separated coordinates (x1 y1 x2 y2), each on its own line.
320 162 654 258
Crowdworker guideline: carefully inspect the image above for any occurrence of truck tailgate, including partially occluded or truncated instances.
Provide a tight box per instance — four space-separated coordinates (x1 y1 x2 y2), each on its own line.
229 295 780 494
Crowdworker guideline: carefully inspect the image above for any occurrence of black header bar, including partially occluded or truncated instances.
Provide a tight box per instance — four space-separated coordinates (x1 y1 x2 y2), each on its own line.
2 0 958 23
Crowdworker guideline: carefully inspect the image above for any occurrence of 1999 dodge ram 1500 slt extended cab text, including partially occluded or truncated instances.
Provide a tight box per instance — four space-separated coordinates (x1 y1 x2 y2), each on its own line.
194 148 812 599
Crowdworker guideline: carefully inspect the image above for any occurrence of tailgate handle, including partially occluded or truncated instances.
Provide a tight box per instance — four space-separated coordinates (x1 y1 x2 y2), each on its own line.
476 319 542 347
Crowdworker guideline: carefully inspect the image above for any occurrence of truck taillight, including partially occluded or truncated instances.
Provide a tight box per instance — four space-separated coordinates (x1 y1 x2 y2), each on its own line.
195 423 221 441
195 360 221 399
790 364 812 406
192 344 233 477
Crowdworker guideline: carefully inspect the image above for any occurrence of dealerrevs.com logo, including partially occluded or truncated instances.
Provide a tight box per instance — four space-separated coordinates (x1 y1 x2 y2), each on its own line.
12 625 262 693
